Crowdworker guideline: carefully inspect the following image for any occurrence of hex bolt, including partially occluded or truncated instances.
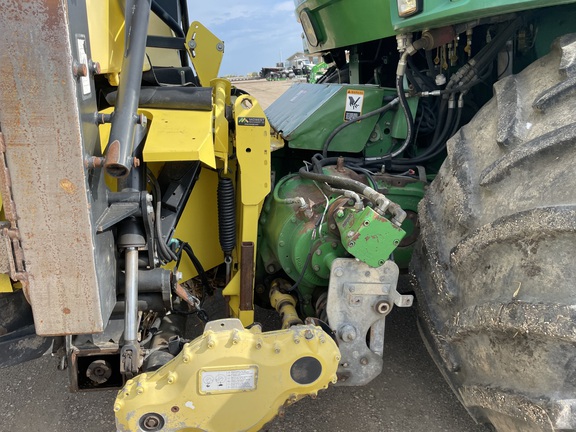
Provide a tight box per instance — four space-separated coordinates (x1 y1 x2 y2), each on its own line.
331 242 338 249
207 335 215 349
73 61 88 78
188 40 197 50
266 264 276 273
231 330 241 344
375 300 392 315
360 357 369 365
216 42 224 51
334 268 343 277
329 223 337 230
347 230 354 238
342 362 349 368
315 249 322 256
89 60 101 75
336 210 344 218
313 264 320 272
145 418 158 428
305 329 314 340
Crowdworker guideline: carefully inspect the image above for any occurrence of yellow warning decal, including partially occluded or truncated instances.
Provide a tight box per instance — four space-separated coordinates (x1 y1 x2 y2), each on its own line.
344 89 364 121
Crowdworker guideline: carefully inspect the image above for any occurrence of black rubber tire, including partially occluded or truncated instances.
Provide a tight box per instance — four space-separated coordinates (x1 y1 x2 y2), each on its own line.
412 34 576 432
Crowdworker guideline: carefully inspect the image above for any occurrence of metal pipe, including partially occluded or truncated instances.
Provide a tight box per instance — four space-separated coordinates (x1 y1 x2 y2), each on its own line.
269 279 303 329
104 0 152 178
124 247 139 345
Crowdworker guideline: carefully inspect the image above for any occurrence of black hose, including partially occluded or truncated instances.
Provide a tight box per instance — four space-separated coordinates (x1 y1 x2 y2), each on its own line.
182 243 214 296
322 98 398 158
363 73 414 164
147 168 177 263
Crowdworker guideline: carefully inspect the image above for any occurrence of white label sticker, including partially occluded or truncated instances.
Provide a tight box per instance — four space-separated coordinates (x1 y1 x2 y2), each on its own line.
76 36 91 96
344 89 364 121
200 367 257 394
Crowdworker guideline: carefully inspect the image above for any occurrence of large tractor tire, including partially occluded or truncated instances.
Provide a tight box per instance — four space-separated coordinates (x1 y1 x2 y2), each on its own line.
412 34 576 431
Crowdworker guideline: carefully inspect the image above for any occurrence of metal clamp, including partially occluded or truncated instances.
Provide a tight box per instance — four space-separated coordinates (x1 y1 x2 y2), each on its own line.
327 258 413 386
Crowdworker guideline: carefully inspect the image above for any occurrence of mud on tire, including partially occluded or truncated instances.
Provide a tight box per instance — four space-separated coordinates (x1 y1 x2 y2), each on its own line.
412 34 576 432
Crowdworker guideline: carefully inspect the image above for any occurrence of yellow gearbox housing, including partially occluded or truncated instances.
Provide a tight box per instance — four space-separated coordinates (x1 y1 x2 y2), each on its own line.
115 319 340 432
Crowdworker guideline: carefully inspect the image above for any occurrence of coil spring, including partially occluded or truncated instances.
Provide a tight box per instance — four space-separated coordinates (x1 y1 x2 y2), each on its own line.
217 177 236 255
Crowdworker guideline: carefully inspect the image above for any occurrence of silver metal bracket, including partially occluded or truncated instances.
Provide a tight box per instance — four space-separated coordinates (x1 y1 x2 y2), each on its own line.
327 258 413 386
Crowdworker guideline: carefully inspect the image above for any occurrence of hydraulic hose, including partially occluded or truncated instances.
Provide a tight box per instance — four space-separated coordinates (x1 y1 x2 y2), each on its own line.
322 98 398 158
298 167 406 226
364 51 414 164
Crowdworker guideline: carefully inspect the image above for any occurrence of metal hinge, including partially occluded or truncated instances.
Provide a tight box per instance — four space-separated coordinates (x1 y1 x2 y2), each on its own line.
0 131 29 292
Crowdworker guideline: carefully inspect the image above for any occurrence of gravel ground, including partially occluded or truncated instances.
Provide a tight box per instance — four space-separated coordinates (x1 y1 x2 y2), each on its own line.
0 80 488 432
0 303 486 432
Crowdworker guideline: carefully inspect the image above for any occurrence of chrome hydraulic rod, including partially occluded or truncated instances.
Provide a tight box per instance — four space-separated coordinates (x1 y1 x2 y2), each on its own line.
124 247 139 346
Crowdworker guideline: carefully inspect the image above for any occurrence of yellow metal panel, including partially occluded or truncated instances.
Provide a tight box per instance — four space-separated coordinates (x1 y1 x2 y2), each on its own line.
222 95 271 322
146 13 180 67
0 274 13 293
234 95 271 207
115 319 340 432
98 108 216 167
211 78 231 170
141 109 216 166
86 0 153 84
172 169 223 282
185 21 224 86
86 0 125 75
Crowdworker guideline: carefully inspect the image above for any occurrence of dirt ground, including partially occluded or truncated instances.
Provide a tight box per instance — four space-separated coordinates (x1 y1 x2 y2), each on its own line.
233 78 295 109
0 79 487 432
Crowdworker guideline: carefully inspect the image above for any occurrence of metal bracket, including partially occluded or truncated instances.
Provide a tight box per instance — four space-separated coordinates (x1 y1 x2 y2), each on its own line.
327 258 413 386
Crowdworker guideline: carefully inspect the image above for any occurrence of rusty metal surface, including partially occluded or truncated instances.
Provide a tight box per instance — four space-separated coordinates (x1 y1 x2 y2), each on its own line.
0 0 113 335
239 241 255 311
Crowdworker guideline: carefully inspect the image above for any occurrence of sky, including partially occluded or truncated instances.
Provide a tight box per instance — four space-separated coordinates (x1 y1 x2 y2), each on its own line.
186 1 305 76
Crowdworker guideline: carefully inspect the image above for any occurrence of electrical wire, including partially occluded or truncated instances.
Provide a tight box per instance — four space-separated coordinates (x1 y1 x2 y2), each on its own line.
147 168 177 263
